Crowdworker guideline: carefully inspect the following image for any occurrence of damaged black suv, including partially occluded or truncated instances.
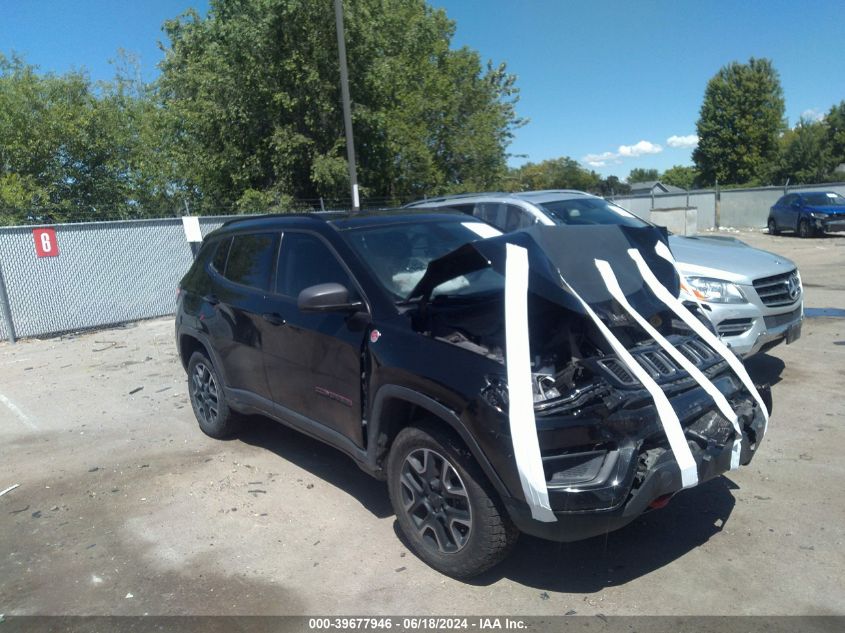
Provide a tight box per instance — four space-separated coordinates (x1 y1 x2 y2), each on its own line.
176 209 769 578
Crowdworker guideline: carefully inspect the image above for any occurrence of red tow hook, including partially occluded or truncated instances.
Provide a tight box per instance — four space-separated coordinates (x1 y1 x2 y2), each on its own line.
648 493 674 510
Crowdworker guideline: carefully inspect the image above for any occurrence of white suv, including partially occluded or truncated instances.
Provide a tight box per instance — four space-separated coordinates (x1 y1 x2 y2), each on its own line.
406 190 803 357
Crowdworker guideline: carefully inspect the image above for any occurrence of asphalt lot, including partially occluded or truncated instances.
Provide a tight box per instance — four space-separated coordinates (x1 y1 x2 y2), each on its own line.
1 229 843 616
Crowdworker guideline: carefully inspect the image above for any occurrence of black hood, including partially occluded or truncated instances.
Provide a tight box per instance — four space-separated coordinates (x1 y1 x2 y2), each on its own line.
409 224 679 320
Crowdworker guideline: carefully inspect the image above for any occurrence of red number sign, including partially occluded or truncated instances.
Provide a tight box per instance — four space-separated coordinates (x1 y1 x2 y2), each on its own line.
33 228 59 258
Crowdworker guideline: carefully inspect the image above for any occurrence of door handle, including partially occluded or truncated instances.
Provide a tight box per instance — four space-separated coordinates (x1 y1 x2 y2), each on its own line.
262 313 286 326
203 294 220 306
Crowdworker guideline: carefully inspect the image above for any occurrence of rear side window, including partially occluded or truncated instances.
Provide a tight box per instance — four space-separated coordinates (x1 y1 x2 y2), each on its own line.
211 237 231 272
223 233 279 291
504 204 535 231
276 232 354 298
473 203 507 231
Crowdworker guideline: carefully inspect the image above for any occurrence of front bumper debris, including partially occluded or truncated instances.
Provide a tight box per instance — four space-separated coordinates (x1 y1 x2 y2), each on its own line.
503 395 767 542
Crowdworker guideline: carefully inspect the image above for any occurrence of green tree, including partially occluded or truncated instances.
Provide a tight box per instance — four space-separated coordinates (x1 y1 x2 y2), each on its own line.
773 119 833 184
627 168 659 183
825 101 845 169
660 164 699 190
507 157 599 192
594 175 630 196
0 53 163 224
693 58 786 186
157 0 523 211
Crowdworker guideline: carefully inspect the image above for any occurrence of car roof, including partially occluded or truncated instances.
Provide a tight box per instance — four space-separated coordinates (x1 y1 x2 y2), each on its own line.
406 189 596 206
214 207 469 235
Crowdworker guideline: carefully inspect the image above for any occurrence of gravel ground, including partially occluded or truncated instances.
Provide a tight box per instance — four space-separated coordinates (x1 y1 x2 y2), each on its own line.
0 229 843 616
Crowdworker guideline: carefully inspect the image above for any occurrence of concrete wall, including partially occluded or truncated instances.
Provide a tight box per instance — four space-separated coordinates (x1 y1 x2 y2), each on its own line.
611 182 845 230
719 184 845 228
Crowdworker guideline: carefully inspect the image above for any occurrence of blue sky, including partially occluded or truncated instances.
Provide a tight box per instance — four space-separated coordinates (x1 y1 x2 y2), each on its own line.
3 0 844 178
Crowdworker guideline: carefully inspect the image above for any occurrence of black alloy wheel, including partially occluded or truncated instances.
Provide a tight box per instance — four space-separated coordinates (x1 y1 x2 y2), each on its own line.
798 219 814 238
387 425 518 578
191 361 219 427
187 351 240 438
767 218 779 235
399 447 473 553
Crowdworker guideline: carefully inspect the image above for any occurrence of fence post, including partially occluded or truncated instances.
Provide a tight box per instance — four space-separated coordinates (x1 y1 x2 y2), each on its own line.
0 260 16 343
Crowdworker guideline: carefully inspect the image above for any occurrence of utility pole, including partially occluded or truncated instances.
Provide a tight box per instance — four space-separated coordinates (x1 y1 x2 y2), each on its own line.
334 0 360 212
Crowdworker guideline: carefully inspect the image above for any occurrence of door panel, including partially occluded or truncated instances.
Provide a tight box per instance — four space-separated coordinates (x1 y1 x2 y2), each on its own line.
261 232 367 446
207 232 279 400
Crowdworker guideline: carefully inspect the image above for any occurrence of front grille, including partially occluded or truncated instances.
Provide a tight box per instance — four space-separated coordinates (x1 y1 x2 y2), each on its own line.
677 339 715 364
639 350 679 377
597 358 637 386
764 306 802 329
595 338 719 387
716 318 754 336
753 269 800 307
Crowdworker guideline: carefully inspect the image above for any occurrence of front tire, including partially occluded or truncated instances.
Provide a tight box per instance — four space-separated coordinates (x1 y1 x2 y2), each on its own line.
387 425 518 578
767 218 779 235
187 351 240 438
798 218 814 238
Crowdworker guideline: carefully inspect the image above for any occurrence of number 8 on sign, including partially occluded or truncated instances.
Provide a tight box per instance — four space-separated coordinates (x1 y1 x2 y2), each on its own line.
33 228 59 258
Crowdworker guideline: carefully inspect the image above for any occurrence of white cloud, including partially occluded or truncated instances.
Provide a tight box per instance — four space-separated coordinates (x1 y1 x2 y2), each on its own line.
583 151 617 167
582 140 662 167
618 140 663 157
801 108 825 122
666 134 699 149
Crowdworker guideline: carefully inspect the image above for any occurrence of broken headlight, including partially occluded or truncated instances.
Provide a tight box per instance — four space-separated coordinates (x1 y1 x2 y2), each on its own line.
533 371 561 403
480 372 563 410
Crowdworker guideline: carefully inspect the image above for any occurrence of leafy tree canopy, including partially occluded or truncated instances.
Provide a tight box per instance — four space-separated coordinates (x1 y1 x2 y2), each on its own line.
693 57 786 186
157 0 524 212
505 156 599 192
0 52 159 224
660 164 699 190
772 118 834 185
627 168 659 184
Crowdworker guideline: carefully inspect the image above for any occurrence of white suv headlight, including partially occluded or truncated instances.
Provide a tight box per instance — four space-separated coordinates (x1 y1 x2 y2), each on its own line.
683 277 748 304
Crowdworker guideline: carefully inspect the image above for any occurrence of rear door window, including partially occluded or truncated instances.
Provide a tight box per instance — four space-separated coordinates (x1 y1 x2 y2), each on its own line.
211 237 231 273
504 204 535 231
223 233 279 291
473 203 507 231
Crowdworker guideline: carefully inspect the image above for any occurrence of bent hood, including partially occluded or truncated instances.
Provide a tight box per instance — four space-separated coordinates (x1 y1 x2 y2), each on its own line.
668 235 797 283
410 224 679 320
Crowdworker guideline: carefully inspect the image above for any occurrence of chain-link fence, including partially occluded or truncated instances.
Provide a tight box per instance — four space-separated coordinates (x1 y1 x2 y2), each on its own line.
1 195 418 227
0 215 240 341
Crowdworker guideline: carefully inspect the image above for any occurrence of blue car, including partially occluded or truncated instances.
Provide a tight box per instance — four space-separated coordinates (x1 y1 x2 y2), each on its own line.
768 191 845 237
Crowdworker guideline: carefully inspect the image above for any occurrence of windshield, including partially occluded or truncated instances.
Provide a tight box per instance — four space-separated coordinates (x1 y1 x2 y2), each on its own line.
804 192 845 206
539 198 649 228
342 220 504 301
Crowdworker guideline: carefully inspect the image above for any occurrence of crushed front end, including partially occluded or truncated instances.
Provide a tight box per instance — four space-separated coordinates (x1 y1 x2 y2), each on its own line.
410 224 770 542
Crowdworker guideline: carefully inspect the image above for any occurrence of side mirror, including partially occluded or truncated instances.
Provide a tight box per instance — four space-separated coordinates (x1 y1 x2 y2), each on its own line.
297 282 362 313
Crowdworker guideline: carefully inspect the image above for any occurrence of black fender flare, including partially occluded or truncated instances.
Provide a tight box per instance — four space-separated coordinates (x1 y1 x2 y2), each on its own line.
366 384 511 500
178 327 231 387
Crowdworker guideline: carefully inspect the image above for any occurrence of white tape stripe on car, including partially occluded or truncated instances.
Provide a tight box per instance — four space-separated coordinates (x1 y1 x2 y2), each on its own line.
556 273 699 489
634 244 770 434
594 259 742 470
504 243 556 522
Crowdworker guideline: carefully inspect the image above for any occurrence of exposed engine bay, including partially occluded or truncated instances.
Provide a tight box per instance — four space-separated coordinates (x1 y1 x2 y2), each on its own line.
415 288 721 407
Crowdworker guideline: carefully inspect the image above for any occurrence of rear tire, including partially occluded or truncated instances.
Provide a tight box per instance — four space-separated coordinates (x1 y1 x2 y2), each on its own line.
798 219 813 238
767 218 779 235
387 425 518 578
187 351 240 438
